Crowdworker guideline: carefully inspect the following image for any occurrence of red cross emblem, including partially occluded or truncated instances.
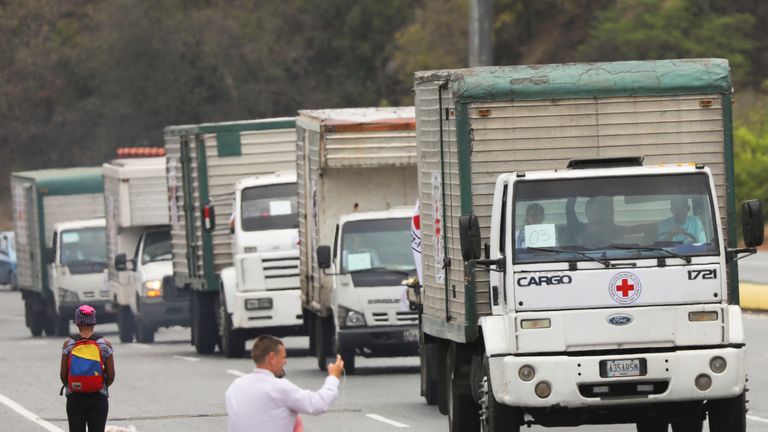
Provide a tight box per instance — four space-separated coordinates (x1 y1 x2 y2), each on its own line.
609 272 642 304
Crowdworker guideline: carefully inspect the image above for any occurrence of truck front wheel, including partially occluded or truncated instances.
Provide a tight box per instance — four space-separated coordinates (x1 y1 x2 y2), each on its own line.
707 392 746 432
117 307 135 343
479 354 522 432
55 314 70 337
191 291 217 354
314 315 334 371
218 291 244 358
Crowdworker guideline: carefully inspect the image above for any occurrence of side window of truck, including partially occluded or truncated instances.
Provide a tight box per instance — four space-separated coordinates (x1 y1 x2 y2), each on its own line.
333 224 339 259
499 184 507 254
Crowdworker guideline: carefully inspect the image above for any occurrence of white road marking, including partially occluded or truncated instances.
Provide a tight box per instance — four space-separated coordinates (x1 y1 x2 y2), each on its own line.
365 413 410 428
226 369 248 377
172 355 200 362
749 414 768 424
0 392 65 432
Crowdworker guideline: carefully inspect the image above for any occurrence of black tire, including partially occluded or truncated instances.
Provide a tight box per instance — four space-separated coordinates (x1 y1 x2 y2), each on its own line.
479 354 522 432
25 298 44 337
55 314 70 337
636 421 668 432
447 343 479 432
218 291 244 358
708 392 746 432
191 291 217 354
437 342 449 415
315 315 334 371
135 316 156 343
422 342 438 405
671 419 703 432
117 307 135 343
340 348 356 375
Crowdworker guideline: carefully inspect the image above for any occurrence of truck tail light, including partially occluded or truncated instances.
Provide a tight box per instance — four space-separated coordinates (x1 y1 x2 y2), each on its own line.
202 201 216 232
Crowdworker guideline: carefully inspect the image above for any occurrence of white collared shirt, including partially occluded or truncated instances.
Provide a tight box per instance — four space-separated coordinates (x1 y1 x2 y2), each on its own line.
226 368 340 432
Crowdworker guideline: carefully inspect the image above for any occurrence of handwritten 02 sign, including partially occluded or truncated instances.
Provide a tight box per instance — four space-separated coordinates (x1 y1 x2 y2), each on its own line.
524 224 556 248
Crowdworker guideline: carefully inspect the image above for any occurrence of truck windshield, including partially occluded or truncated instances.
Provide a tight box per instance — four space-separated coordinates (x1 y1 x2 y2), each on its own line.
341 217 416 275
241 183 298 231
60 227 107 266
142 231 172 264
512 173 719 264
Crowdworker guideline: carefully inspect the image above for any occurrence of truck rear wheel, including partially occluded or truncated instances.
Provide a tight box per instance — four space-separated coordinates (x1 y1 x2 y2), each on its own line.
479 354 521 432
117 307 135 343
421 342 439 405
707 392 746 432
55 314 70 337
218 291 244 358
25 297 44 337
191 291 217 354
447 343 479 432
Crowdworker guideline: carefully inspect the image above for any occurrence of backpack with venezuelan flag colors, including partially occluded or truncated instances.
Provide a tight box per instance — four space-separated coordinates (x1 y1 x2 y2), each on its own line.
66 335 105 393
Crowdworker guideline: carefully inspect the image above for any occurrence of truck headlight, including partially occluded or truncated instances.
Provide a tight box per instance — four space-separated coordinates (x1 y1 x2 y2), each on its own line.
338 305 366 328
142 280 163 298
59 288 79 303
245 298 273 310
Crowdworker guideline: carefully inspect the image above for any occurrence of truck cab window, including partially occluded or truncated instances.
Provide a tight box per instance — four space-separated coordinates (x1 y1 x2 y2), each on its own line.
340 218 416 286
60 227 107 267
142 231 172 264
241 183 298 231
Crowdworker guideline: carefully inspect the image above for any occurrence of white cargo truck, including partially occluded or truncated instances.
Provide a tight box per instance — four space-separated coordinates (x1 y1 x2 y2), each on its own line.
165 118 303 355
296 107 421 373
103 154 190 343
218 171 302 357
11 168 113 336
413 59 764 431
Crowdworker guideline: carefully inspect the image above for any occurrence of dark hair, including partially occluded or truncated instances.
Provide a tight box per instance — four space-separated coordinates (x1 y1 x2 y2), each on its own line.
251 335 284 364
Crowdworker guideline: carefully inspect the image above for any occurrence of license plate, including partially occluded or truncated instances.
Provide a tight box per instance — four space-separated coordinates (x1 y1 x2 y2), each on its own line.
403 328 419 343
600 358 646 378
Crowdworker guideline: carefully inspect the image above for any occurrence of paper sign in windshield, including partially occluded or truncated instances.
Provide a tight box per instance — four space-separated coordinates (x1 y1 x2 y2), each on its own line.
269 200 292 216
347 252 372 271
524 224 556 248
62 232 81 244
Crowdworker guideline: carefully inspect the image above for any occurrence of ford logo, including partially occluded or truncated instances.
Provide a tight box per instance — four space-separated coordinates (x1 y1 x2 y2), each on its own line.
607 314 633 326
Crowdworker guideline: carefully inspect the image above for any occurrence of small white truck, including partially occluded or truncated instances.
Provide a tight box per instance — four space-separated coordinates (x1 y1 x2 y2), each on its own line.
413 59 764 431
296 107 421 373
11 168 113 336
218 171 303 357
103 154 190 343
164 118 301 354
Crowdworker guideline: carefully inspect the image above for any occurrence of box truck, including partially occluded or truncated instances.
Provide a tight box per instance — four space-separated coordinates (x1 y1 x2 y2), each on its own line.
104 153 190 343
296 107 421 373
11 168 113 336
164 118 302 354
413 59 763 431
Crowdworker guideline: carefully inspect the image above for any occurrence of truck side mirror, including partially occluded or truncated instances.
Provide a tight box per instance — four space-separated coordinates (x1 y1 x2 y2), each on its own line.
317 245 332 269
741 200 764 248
45 247 55 264
115 253 129 271
459 214 482 261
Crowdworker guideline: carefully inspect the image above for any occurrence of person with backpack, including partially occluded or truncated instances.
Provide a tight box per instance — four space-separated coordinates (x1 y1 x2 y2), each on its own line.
60 305 115 432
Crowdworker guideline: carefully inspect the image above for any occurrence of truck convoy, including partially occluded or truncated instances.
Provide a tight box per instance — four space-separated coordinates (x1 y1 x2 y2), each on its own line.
10 168 112 337
103 153 190 343
296 107 421 373
164 118 302 355
412 59 763 431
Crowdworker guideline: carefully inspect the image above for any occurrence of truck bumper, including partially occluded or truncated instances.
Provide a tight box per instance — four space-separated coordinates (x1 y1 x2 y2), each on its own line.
60 300 117 324
490 346 746 409
231 289 304 331
138 296 190 328
338 325 420 357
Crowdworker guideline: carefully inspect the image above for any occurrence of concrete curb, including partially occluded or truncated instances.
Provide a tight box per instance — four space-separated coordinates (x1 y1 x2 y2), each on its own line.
740 283 768 311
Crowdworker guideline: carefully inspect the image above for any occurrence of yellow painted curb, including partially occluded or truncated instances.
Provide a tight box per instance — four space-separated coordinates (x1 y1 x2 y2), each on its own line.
740 283 768 311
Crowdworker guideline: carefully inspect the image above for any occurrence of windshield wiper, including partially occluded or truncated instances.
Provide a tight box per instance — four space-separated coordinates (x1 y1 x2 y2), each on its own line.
347 267 412 276
607 244 692 264
526 246 610 268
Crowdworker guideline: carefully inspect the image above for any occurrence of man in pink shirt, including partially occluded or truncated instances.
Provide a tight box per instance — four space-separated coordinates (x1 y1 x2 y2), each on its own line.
225 335 344 432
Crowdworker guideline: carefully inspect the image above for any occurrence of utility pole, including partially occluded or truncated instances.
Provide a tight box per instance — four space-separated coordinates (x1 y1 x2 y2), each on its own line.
469 0 493 67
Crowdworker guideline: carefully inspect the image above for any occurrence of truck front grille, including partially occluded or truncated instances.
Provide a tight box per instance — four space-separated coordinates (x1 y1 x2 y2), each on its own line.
396 311 418 323
262 256 299 290
372 312 388 323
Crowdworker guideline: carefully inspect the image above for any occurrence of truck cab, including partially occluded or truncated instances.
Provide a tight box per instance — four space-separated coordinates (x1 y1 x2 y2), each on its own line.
218 171 304 357
460 160 763 429
317 208 420 373
48 218 112 335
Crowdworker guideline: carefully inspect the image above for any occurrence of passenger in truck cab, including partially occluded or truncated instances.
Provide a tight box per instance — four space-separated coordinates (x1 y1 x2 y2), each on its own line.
657 197 706 244
566 196 624 248
515 203 545 248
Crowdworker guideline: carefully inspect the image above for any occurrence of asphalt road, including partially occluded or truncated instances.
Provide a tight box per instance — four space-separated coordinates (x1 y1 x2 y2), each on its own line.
0 288 767 431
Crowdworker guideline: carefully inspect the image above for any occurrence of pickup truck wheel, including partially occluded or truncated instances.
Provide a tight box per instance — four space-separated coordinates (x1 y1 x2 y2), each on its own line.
707 392 746 432
218 292 244 358
636 421 668 432
447 343 479 432
192 291 217 354
117 307 135 343
479 354 521 432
